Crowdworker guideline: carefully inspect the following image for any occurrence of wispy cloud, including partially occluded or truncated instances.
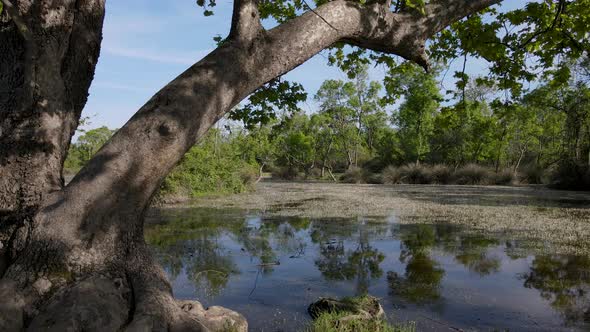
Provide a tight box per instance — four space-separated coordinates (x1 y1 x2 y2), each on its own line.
102 44 211 65
92 82 154 93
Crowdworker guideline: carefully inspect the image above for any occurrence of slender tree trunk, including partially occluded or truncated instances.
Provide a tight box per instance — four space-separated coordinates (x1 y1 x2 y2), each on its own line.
256 162 265 183
327 167 337 183
514 145 527 174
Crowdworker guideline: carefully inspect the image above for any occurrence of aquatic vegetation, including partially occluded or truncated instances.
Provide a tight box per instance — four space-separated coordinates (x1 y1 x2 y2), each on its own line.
185 182 590 255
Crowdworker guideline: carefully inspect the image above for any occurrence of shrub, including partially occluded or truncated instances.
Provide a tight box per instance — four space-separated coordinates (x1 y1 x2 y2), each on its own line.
239 164 260 188
381 166 402 184
307 167 323 180
272 166 301 180
493 168 518 185
520 164 545 184
550 161 590 190
340 166 365 184
453 164 491 185
365 172 383 184
157 131 258 201
429 164 452 184
398 163 432 184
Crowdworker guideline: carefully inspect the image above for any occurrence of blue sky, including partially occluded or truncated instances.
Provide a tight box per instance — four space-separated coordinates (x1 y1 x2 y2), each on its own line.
82 0 531 130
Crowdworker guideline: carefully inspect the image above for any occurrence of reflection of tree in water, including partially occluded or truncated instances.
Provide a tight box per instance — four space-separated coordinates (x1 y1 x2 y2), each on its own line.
428 224 501 276
388 224 506 303
438 227 501 276
146 210 310 295
233 216 309 274
388 224 445 303
520 255 590 326
313 220 386 295
146 210 241 297
186 237 239 297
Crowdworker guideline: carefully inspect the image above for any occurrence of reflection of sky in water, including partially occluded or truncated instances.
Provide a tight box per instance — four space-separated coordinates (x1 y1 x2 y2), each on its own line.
145 208 590 332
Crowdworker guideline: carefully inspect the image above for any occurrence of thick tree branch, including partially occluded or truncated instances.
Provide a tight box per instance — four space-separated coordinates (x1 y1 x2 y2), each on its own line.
229 0 263 42
48 0 501 275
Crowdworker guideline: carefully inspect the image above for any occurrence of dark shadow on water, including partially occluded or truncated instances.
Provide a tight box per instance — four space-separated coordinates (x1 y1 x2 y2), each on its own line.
144 207 590 332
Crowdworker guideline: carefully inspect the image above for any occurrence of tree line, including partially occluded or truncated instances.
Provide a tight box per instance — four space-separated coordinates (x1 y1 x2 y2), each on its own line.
66 60 590 195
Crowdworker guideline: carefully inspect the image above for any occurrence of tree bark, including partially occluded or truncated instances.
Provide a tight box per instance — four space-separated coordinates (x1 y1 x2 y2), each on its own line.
0 0 105 272
0 0 501 330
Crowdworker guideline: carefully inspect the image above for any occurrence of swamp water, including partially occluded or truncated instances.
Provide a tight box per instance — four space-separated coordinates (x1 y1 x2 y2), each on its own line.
145 208 590 331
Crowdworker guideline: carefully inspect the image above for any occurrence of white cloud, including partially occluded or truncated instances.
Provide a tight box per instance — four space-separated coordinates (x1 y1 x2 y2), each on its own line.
92 82 154 93
102 44 211 65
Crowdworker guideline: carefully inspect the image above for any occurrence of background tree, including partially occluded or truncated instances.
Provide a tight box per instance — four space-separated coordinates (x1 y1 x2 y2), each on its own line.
64 126 116 172
389 63 441 164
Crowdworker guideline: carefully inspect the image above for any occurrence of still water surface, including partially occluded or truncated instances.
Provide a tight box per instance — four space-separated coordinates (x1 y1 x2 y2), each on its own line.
145 208 590 331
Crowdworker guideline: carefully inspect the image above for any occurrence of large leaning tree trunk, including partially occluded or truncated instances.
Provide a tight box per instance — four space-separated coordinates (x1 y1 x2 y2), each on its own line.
0 0 500 330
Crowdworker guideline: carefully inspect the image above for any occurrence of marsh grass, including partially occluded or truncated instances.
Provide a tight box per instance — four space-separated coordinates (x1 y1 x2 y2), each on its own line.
452 163 491 185
493 168 518 185
382 165 403 184
380 164 512 185
307 296 415 332
429 164 453 184
308 312 416 332
340 166 366 184
182 182 590 255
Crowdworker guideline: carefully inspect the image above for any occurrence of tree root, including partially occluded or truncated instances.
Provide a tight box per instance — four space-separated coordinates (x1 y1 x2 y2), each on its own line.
124 249 247 332
0 247 247 332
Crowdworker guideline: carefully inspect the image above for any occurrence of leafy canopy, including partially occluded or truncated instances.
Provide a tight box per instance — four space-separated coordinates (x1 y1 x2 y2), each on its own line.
195 0 590 126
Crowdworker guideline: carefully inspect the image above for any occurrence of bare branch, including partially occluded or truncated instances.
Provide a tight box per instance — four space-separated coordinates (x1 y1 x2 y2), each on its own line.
229 0 264 42
0 0 32 40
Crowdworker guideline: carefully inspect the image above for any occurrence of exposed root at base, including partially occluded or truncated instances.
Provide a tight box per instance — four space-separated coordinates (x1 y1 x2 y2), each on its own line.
0 250 247 332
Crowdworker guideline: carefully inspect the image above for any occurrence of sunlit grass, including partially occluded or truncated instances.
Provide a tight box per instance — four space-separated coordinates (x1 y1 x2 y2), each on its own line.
308 312 416 332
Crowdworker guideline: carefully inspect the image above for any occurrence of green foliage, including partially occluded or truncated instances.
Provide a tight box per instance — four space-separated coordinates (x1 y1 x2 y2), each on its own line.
64 126 116 173
159 129 258 199
314 65 386 170
550 160 590 190
220 58 590 190
189 0 590 191
195 0 216 16
229 79 307 130
388 62 441 163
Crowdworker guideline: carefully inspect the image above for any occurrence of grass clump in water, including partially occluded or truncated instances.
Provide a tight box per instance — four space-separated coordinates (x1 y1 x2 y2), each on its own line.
307 296 415 332
309 311 415 332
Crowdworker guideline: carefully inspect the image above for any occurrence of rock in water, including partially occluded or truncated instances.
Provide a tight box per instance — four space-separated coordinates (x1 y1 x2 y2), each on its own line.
179 300 248 332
